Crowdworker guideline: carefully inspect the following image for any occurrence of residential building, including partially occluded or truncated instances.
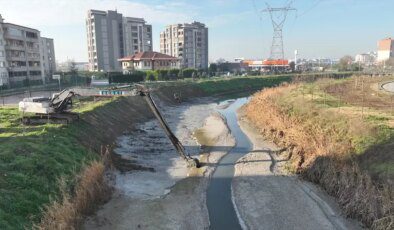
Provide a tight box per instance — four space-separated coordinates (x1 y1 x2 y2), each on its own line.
86 10 152 72
355 52 376 66
160 22 208 69
40 37 56 79
123 17 152 57
0 15 8 86
377 38 394 63
118 51 179 73
0 14 55 87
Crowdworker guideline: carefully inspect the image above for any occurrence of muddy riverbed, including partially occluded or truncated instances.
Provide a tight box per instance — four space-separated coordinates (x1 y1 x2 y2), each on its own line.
84 97 233 229
84 96 362 230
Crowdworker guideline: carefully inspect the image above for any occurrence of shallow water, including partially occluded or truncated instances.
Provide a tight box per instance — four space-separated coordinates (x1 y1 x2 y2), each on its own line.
207 97 252 230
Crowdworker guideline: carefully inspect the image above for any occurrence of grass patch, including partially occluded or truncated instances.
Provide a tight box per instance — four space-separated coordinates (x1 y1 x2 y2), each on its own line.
195 75 293 94
0 100 110 229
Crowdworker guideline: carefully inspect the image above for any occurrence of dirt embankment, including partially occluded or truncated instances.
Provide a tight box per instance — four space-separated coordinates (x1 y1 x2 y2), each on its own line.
234 110 361 230
243 84 393 229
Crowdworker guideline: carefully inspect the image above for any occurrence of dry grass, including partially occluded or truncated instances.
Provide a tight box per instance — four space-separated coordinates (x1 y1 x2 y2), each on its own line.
34 148 112 230
244 82 394 228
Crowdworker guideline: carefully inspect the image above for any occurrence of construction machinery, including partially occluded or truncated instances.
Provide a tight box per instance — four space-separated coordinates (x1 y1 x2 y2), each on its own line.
19 89 79 125
135 84 200 168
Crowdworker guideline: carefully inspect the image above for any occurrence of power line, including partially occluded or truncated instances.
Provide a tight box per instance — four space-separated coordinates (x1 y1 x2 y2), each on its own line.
296 0 323 18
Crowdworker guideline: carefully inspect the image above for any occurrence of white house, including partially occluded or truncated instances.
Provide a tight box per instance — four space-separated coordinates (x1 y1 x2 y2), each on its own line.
118 51 180 74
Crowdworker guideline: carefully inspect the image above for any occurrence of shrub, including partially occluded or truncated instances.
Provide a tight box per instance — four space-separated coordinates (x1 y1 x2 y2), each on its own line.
109 71 145 83
157 69 169 81
181 68 198 78
168 69 180 80
145 70 158 81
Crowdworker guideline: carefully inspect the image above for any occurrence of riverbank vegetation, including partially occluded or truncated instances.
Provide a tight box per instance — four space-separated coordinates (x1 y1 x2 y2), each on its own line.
0 98 116 229
244 76 394 229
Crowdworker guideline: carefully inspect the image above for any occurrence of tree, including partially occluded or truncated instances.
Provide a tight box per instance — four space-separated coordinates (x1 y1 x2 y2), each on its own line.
69 61 78 76
338 55 353 71
289 61 296 72
208 63 218 76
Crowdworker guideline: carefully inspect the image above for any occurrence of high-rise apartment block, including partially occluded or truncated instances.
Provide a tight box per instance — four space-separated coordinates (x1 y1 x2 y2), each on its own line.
0 14 55 87
377 38 394 63
160 22 208 69
40 37 56 77
86 10 152 72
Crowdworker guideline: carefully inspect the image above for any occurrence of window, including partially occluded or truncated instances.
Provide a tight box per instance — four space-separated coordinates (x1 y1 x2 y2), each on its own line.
9 71 27 77
0 62 5 67
0 51 3 57
26 31 38 39
29 71 41 76
7 27 23 37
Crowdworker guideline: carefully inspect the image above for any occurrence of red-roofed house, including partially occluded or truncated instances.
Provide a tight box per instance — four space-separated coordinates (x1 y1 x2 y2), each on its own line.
118 51 180 73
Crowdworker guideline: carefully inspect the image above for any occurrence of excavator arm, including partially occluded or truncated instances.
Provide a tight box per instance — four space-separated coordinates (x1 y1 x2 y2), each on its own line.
136 84 200 168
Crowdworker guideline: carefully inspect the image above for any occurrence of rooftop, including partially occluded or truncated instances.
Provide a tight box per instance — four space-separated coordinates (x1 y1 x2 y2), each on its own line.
119 52 178 61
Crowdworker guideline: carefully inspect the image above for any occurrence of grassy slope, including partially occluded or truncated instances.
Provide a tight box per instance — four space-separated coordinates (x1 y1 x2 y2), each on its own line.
0 99 113 229
244 77 394 227
283 80 394 179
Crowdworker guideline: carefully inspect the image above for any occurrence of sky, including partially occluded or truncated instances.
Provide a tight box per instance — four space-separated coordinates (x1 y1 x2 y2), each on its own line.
0 0 393 62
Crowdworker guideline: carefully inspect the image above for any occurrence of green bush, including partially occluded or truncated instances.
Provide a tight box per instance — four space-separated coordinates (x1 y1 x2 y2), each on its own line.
157 69 169 81
168 69 180 80
145 70 158 81
109 71 145 83
180 68 198 78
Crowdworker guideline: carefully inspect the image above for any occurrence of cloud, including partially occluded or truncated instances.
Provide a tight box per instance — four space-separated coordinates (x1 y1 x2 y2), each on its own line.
0 0 200 61
0 0 196 27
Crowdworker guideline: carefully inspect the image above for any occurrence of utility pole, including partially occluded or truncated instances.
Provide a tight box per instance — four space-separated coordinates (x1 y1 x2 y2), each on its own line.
262 2 296 60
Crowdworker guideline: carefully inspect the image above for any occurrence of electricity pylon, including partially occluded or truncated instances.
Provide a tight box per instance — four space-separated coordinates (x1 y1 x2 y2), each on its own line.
262 2 296 60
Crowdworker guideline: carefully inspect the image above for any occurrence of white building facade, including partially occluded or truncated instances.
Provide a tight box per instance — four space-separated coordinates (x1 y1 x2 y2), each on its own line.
40 37 56 80
0 14 55 87
355 52 376 66
0 15 8 87
86 10 152 72
160 22 208 69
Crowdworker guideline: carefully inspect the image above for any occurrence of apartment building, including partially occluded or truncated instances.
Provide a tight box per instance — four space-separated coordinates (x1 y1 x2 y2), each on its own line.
0 16 7 86
40 37 56 78
355 52 376 66
0 14 55 87
160 22 208 69
377 38 394 63
86 10 152 72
